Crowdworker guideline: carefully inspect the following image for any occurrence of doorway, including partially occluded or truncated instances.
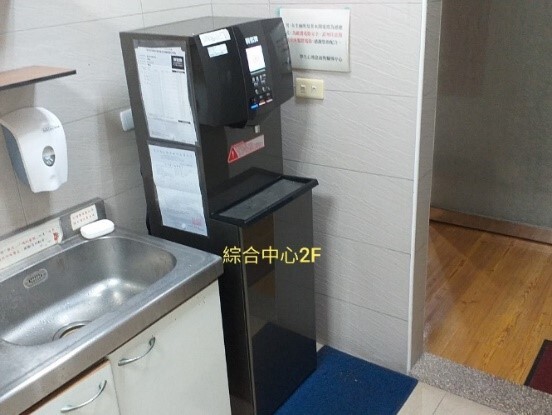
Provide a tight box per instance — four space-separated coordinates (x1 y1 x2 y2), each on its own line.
424 0 552 386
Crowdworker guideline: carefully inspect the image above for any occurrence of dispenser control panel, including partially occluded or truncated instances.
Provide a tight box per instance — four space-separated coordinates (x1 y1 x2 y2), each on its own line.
245 37 273 110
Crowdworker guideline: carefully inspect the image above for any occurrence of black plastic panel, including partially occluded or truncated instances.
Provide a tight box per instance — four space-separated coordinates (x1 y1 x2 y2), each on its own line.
213 176 318 226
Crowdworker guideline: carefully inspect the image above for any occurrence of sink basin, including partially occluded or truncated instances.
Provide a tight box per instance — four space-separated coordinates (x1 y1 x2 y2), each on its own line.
0 201 223 415
0 236 176 346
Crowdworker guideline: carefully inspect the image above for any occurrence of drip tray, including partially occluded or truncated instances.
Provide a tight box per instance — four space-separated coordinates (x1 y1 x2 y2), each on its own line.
212 175 318 226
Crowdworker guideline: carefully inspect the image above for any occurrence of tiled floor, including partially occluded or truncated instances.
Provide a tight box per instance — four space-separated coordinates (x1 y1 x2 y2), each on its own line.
398 383 506 415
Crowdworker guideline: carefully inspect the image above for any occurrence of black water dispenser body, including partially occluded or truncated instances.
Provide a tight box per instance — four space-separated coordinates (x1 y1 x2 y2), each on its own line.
121 17 317 414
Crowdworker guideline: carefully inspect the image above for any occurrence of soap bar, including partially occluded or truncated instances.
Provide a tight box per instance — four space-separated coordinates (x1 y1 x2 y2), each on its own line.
80 219 115 239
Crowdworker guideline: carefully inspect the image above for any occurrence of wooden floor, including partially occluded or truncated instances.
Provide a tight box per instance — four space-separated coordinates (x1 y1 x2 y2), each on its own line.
425 221 552 384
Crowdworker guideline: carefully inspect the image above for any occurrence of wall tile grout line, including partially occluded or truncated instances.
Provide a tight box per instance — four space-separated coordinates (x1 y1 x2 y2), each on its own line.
61 105 135 128
314 228 412 256
0 12 145 35
12 174 29 226
315 288 409 321
306 88 418 98
316 291 409 323
264 1 425 5
105 183 144 201
139 0 146 28
0 3 215 36
283 157 416 183
315 229 411 255
141 3 213 17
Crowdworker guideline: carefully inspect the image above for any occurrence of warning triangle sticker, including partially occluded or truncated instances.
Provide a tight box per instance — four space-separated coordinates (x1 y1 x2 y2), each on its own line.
228 147 239 163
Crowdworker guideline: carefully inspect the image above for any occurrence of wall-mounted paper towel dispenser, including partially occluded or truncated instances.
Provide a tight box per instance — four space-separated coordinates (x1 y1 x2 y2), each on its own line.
0 107 68 193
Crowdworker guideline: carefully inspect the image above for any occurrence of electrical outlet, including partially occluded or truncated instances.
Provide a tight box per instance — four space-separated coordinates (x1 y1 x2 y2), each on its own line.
295 78 324 100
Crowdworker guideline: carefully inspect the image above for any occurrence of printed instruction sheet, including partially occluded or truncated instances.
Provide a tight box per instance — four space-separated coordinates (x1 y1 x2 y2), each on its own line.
135 46 197 144
148 145 207 236
279 8 351 72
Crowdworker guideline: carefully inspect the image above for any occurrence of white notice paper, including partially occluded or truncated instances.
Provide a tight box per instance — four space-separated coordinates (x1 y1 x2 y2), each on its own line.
199 29 231 47
135 46 197 144
279 8 351 72
148 145 207 236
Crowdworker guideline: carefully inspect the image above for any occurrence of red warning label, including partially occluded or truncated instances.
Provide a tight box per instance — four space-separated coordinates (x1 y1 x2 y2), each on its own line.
227 135 265 164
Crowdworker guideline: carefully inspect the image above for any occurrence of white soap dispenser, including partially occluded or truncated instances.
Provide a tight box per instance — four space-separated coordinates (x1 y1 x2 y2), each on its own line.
0 107 68 193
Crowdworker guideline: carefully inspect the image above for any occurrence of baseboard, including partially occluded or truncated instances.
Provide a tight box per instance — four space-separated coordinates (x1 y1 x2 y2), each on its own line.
430 207 552 245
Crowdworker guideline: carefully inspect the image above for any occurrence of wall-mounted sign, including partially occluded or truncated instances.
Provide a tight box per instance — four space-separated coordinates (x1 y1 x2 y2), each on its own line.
279 8 350 72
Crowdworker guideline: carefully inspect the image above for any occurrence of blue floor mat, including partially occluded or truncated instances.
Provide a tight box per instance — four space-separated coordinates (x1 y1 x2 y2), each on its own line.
276 346 417 415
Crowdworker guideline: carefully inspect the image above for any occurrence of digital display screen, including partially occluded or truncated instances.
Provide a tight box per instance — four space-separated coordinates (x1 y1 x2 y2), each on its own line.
246 45 266 73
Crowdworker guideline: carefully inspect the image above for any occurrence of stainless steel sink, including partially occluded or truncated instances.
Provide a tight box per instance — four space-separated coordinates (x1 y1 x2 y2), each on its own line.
0 236 176 346
0 200 223 415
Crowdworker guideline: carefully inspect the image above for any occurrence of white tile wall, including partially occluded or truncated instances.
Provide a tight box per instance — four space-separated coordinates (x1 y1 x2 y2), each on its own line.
212 3 270 18
0 1 213 237
314 231 411 320
0 139 26 234
0 15 144 124
271 3 422 97
142 4 212 26
409 0 441 368
281 92 418 179
0 84 34 115
316 293 409 373
285 160 413 254
0 0 142 33
275 0 419 5
105 184 148 234
213 0 268 4
140 0 210 14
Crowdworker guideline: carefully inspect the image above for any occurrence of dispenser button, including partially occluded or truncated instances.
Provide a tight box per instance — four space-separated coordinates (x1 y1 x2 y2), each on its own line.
42 146 56 167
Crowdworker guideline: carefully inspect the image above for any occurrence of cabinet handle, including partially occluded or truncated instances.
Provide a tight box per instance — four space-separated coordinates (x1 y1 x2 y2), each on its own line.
60 380 107 413
118 336 156 366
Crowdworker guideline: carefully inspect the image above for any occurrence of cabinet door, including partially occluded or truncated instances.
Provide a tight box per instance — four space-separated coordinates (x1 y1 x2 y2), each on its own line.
29 362 119 415
108 281 231 415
